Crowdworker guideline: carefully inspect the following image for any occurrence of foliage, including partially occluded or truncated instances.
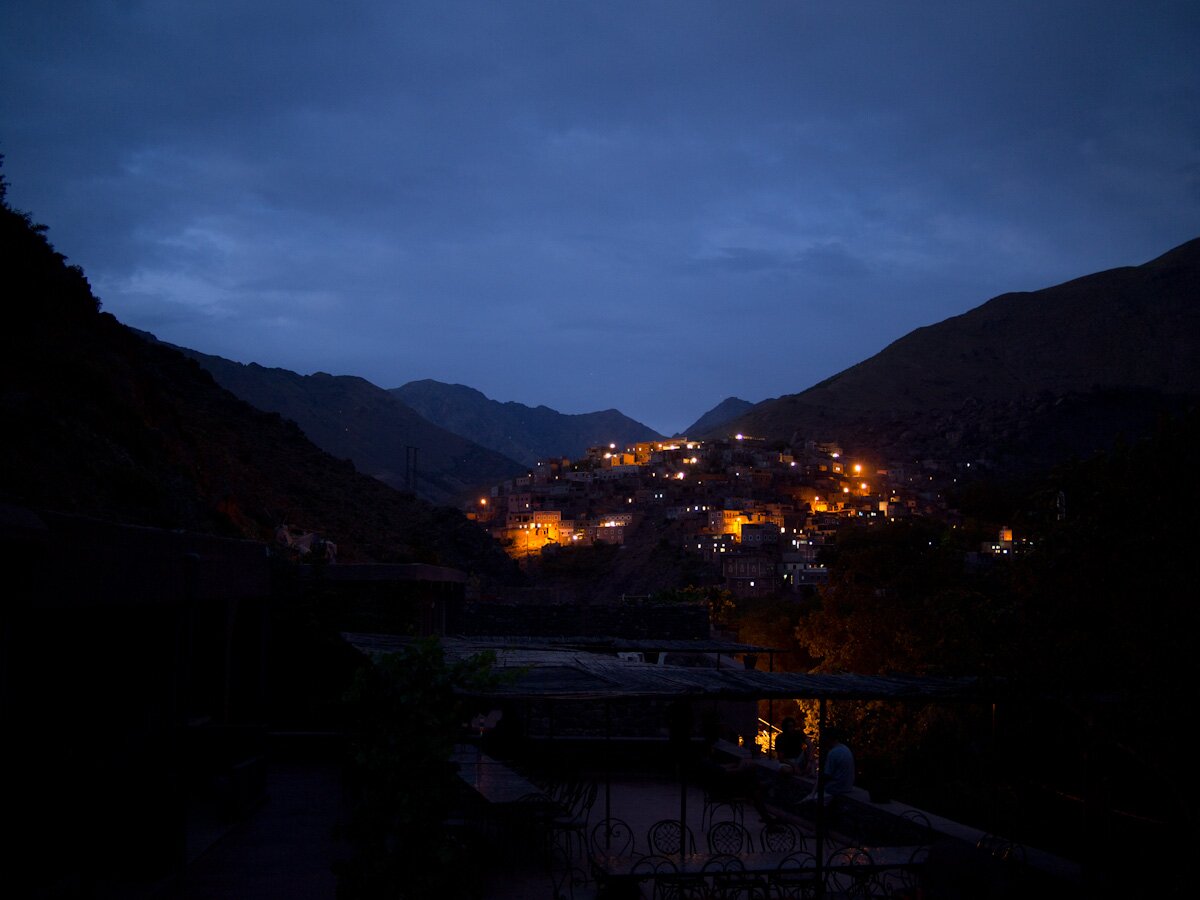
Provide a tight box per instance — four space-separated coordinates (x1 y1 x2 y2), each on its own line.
735 595 817 671
527 540 620 577
798 519 993 677
769 409 1200 860
653 584 737 632
337 638 498 899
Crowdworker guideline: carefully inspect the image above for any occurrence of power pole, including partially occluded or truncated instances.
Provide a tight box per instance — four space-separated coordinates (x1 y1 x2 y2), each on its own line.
405 445 419 492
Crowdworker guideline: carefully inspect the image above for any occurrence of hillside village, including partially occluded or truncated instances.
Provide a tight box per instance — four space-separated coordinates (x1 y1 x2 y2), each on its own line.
468 436 1022 597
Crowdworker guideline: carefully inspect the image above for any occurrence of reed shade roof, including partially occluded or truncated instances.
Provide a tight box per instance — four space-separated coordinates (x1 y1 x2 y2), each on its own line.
343 633 988 703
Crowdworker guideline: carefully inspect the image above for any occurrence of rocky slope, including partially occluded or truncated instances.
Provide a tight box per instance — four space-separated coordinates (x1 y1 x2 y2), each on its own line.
715 238 1200 471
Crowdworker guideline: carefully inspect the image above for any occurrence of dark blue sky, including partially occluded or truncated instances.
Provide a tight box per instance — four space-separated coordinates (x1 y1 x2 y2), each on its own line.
3 1 1198 435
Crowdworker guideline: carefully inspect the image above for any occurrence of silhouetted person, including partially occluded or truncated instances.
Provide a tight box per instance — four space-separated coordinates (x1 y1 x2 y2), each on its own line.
776 715 814 777
799 725 855 807
823 727 855 797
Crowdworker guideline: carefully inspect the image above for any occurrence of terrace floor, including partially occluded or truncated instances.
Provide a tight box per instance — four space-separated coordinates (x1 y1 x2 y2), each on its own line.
168 748 1092 899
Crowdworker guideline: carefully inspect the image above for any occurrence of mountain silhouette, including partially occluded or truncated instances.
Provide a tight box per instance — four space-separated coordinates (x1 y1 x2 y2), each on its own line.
680 396 755 437
0 176 519 579
391 378 663 466
162 347 526 507
711 238 1200 472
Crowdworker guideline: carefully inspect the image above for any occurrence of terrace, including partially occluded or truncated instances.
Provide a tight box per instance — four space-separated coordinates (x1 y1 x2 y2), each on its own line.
344 634 1089 899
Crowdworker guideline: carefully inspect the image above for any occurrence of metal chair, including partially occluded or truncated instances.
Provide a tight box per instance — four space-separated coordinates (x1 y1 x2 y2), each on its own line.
550 779 599 859
589 816 636 858
504 789 557 858
759 820 806 853
648 819 698 856
707 820 755 854
768 850 819 900
825 845 879 900
550 838 598 900
632 853 686 900
700 853 757 900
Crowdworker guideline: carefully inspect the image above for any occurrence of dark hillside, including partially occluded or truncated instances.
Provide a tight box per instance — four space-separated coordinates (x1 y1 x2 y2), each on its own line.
166 348 526 508
392 378 663 465
680 396 754 437
716 238 1200 472
0 176 519 582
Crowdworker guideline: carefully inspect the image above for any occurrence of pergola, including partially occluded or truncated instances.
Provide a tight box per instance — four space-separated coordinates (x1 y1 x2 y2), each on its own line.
344 632 1000 883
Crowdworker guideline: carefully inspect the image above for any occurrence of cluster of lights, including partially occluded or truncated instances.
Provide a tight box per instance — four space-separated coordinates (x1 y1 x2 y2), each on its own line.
483 436 942 567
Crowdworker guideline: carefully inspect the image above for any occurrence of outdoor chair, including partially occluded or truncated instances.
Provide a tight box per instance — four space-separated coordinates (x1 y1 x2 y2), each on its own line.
648 819 698 856
589 816 636 858
550 838 599 900
768 850 819 900
503 789 558 858
631 853 687 900
824 845 879 900
707 820 755 855
759 820 806 853
550 779 599 859
699 853 758 900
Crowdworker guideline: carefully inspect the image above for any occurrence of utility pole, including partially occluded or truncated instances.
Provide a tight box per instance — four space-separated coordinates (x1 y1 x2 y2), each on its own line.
404 446 419 492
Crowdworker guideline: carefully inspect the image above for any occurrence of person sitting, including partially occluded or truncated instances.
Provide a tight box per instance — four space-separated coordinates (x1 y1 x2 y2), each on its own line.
823 728 855 797
776 715 814 778
799 726 856 808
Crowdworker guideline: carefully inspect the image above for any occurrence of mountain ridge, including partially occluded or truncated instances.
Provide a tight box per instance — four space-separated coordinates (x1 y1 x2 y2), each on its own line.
680 396 755 437
161 346 527 507
709 237 1200 472
391 378 663 466
0 182 520 580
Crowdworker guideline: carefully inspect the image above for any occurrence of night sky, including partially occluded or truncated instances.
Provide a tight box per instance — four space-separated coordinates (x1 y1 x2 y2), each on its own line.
2 2 1197 435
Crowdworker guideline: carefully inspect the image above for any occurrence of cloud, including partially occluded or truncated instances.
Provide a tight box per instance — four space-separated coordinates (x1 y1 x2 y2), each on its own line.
2 1 1199 435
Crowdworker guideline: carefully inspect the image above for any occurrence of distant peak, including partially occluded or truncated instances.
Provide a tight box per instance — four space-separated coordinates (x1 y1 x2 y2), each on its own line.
397 378 490 400
1143 235 1200 268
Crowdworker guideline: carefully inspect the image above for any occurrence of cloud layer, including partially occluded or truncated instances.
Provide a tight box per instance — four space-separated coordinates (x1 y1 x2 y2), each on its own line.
3 1 1198 434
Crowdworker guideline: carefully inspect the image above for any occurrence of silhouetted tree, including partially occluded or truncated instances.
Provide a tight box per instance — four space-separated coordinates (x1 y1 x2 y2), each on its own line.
338 639 498 899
